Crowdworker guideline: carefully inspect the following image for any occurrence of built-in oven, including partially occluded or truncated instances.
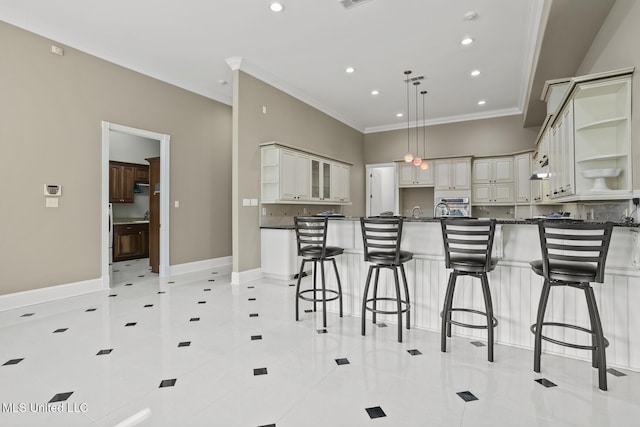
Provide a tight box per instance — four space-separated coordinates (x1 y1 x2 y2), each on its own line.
436 197 471 217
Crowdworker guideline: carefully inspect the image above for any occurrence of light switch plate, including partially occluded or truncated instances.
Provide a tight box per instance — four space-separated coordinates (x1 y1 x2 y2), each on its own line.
250 199 258 206
242 199 250 206
46 197 58 208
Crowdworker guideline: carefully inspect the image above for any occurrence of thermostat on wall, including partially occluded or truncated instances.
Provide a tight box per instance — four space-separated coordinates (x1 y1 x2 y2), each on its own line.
44 184 62 196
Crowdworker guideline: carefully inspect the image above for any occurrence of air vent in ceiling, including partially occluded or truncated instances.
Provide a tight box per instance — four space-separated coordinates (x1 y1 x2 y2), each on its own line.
404 75 425 82
339 0 373 10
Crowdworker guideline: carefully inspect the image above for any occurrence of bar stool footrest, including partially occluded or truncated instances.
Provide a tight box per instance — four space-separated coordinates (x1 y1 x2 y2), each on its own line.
441 308 498 329
364 297 410 315
298 288 340 303
530 322 609 350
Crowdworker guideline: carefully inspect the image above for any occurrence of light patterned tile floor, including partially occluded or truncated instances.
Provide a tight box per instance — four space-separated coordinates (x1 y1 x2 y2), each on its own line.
0 260 638 426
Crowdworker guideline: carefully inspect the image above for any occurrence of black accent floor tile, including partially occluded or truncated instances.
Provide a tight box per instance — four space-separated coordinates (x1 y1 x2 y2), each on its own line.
125 264 131 266
198 301 206 304
304 309 312 313
317 329 328 334
3 358 24 366
471 341 486 347
258 424 276 427
335 358 350 365
247 286 255 289
365 406 386 419
289 283 296 287
112 270 120 272
178 341 191 347
158 291 166 294
53 328 68 333
159 379 177 388
208 279 215 282
21 313 35 317
249 313 259 317
607 368 627 377
85 308 97 312
249 298 256 301
125 283 133 286
254 368 268 376
96 349 113 356
138 275 145 277
204 288 211 292
251 335 263 341
49 392 73 403
376 322 388 328
407 349 422 356
190 317 200 322
168 281 175 284
109 294 117 297
125 322 137 327
211 271 218 274
457 391 478 402
144 304 154 308
535 378 557 388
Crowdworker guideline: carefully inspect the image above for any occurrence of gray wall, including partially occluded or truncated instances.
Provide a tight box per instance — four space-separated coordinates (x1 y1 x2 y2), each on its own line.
575 0 640 188
364 114 538 164
109 132 160 164
232 71 365 272
0 21 232 295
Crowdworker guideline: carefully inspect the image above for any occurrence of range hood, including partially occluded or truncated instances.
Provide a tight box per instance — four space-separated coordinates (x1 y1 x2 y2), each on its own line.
530 165 549 180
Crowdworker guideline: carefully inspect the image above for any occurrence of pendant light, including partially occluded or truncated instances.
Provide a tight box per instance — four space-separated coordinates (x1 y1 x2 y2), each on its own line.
412 81 422 166
403 70 414 163
420 90 429 170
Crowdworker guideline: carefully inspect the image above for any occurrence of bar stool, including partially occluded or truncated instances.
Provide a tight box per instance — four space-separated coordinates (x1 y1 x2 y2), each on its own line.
360 217 413 343
530 220 613 391
294 216 343 328
440 218 498 362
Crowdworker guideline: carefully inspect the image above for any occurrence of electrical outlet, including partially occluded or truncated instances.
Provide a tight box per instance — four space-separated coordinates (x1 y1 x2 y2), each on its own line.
633 198 639 206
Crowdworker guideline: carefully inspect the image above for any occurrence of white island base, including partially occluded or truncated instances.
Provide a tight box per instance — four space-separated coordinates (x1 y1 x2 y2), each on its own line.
261 219 640 372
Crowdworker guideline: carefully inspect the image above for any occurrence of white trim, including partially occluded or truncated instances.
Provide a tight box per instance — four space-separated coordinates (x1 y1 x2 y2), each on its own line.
169 256 233 276
0 278 103 312
101 121 171 283
231 268 263 285
263 272 296 281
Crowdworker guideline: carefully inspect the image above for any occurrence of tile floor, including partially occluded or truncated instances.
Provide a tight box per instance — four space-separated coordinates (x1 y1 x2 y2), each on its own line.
1 259 639 426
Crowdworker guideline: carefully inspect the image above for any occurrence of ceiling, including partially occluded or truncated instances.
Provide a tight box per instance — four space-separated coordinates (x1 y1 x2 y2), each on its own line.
0 0 602 133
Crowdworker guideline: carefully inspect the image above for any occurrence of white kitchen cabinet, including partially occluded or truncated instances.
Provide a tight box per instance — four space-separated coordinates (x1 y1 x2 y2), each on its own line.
398 161 435 187
514 153 532 204
435 157 471 190
261 143 351 205
472 157 513 184
472 183 514 204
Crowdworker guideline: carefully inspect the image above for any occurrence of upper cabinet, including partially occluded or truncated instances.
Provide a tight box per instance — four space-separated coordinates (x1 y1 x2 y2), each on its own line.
260 143 351 205
540 68 633 201
109 161 135 203
435 157 471 191
514 153 532 204
473 157 513 184
398 161 435 187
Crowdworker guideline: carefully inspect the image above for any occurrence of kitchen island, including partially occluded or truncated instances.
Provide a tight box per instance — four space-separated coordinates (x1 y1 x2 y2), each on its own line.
261 218 640 371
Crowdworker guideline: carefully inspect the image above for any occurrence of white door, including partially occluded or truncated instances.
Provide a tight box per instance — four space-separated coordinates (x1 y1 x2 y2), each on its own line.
368 165 397 216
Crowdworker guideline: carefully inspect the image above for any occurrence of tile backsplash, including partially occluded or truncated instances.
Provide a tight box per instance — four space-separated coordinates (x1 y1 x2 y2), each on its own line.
260 204 344 227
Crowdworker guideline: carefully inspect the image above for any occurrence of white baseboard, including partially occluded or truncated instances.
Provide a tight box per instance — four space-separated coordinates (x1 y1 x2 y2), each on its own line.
231 268 263 285
0 278 104 312
263 272 296 281
169 256 233 276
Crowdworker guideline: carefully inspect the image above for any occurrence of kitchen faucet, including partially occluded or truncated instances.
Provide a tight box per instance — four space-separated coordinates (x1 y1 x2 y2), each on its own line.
434 201 450 218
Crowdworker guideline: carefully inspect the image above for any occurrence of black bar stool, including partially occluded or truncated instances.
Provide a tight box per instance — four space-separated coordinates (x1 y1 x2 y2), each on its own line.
440 218 498 362
294 216 344 328
360 217 413 343
530 220 613 391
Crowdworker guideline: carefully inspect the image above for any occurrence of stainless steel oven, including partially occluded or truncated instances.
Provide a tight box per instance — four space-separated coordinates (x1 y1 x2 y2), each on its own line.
436 197 471 217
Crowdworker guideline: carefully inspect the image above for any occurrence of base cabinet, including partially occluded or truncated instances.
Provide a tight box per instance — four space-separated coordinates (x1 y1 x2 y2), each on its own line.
113 223 149 262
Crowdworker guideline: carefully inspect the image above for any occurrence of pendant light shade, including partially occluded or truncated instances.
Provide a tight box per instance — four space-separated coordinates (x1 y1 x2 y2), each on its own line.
403 70 414 162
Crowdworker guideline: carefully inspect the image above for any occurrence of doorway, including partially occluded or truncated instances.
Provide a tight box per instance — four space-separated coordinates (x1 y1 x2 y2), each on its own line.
366 163 399 216
101 121 171 288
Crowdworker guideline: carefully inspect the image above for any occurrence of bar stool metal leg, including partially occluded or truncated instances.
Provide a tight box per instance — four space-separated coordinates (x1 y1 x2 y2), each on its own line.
295 259 308 322
400 265 411 330
312 261 318 313
393 267 403 343
362 265 374 336
441 272 456 352
533 279 552 373
320 260 327 327
372 267 380 324
480 272 495 362
585 285 607 391
331 258 343 318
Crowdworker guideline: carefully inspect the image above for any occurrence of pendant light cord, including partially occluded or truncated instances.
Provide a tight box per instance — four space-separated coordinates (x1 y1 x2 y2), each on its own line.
404 70 412 155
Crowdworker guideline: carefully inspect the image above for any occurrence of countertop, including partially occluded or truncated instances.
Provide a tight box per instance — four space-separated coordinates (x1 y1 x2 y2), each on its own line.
260 216 640 229
113 218 149 225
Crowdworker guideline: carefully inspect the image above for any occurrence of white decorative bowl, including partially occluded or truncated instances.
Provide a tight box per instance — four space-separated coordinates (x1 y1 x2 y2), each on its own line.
581 168 621 191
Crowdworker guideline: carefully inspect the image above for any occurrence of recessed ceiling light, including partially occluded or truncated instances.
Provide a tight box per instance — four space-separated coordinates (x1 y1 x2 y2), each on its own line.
345 67 355 74
478 100 487 106
217 79 228 85
396 113 404 117
464 11 478 21
371 90 379 95
461 37 474 45
269 2 284 12
470 70 480 77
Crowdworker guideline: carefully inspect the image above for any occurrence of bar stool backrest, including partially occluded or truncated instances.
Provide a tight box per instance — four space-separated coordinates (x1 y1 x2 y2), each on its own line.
537 221 613 283
441 219 497 271
294 216 328 258
360 217 404 264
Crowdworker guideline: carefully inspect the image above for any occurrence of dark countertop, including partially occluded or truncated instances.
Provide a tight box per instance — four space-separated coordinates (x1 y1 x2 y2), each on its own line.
114 218 149 225
260 217 640 229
